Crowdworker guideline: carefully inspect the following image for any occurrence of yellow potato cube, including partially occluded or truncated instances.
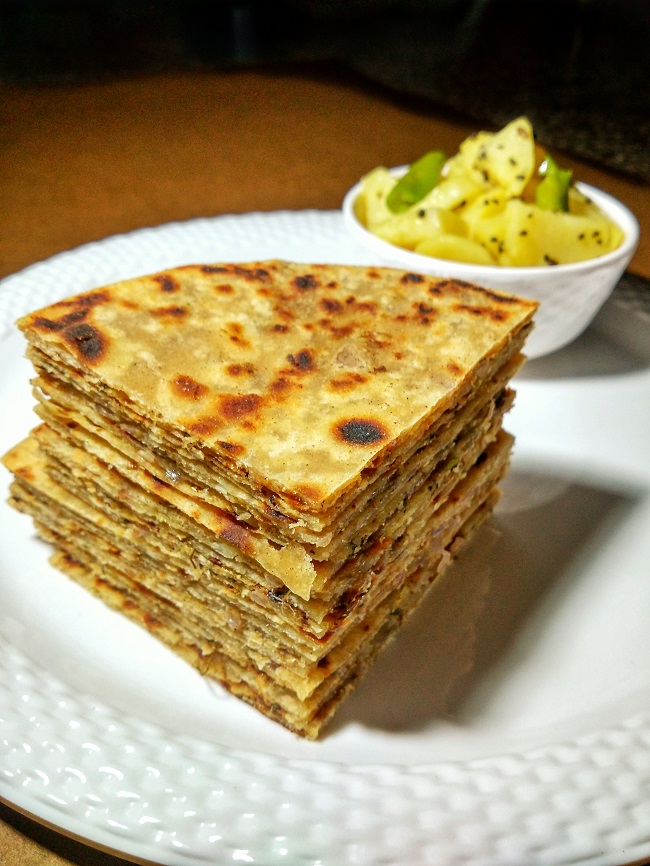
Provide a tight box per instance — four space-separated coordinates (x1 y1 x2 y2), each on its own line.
460 191 509 260
533 209 624 264
356 167 396 229
414 233 496 265
420 173 485 211
457 117 536 197
499 200 624 266
499 199 543 266
373 206 466 251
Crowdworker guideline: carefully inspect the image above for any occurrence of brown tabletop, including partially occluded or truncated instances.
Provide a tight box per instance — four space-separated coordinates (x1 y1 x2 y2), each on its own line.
1 67 648 283
1 66 649 866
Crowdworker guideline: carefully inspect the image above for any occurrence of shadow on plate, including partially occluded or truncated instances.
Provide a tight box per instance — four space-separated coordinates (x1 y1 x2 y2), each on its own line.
331 467 640 735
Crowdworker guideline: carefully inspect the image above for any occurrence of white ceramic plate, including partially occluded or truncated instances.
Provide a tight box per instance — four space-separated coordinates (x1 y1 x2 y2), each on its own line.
1 211 650 866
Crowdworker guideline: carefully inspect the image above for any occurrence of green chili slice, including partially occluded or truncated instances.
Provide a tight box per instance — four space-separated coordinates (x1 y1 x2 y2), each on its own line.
535 154 572 212
386 150 446 214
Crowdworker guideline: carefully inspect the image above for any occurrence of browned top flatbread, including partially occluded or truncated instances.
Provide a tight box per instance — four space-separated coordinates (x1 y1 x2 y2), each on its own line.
17 260 537 509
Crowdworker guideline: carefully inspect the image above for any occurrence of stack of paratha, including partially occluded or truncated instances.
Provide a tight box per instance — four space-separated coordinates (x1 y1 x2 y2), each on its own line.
2 260 537 738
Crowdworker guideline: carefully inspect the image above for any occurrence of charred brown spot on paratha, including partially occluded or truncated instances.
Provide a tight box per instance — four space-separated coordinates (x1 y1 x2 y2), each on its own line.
287 349 315 372
143 611 162 630
226 363 256 377
53 290 110 311
153 274 179 293
453 303 510 323
82 291 110 307
215 283 234 294
269 375 292 397
33 309 88 332
171 375 209 401
226 322 250 348
475 286 523 304
320 298 344 314
345 296 379 316
268 353 314 399
334 418 388 447
31 292 110 333
202 264 270 282
293 273 319 291
186 416 221 437
235 266 270 281
218 393 263 420
151 305 187 320
447 361 463 376
434 278 476 297
320 320 354 340
63 323 107 363
328 372 368 392
414 301 437 325
217 440 245 457
400 272 425 284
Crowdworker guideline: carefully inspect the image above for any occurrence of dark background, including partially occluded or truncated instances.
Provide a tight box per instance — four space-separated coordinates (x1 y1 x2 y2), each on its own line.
1 0 649 179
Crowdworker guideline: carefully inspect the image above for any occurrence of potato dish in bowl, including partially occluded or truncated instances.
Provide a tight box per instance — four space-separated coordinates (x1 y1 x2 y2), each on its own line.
354 117 624 268
343 117 639 357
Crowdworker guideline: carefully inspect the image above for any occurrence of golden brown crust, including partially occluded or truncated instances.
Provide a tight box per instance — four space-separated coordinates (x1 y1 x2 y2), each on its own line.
18 261 536 510
4 261 537 738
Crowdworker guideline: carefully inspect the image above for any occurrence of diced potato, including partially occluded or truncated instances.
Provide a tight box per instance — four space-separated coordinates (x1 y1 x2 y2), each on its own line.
498 200 624 266
530 208 624 265
470 215 508 262
357 167 397 229
417 173 484 211
458 190 508 260
499 200 543 266
373 206 466 250
456 117 536 197
414 233 496 265
451 132 493 187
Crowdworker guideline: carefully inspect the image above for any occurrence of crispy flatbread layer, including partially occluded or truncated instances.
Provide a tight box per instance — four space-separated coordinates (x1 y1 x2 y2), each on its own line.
5 432 508 738
28 343 522 546
4 260 537 738
25 336 526 552
30 364 515 599
6 426 512 647
17 260 536 514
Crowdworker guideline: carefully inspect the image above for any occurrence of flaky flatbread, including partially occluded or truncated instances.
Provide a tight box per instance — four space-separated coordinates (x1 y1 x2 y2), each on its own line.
4 260 537 738
18 260 536 511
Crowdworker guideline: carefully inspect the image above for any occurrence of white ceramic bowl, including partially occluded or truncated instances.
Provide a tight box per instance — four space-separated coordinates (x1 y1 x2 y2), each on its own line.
342 172 639 358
